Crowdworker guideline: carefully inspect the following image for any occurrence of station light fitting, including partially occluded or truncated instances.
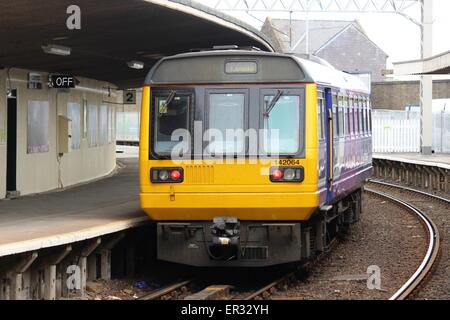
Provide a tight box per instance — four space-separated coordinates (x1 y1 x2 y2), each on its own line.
127 60 144 70
41 44 71 56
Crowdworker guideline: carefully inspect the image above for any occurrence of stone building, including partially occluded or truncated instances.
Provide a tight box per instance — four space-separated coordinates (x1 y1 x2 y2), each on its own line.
261 18 388 82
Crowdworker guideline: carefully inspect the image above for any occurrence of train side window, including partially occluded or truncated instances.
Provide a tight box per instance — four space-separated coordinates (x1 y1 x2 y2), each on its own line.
362 100 367 134
354 98 359 135
332 94 339 138
350 98 356 135
365 99 369 134
343 97 349 136
338 96 344 137
359 99 364 134
317 92 325 140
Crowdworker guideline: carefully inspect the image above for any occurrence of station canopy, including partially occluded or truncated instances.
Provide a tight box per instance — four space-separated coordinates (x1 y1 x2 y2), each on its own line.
393 50 450 76
0 0 273 88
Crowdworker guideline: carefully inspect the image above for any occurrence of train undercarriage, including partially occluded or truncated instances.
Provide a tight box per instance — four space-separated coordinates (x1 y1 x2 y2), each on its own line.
156 188 363 267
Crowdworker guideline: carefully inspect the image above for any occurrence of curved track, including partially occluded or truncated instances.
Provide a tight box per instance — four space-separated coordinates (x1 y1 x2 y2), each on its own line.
138 180 442 301
366 180 442 300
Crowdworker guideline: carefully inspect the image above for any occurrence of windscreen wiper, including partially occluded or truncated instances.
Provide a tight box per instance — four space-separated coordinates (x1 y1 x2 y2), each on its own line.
159 90 176 117
263 90 284 117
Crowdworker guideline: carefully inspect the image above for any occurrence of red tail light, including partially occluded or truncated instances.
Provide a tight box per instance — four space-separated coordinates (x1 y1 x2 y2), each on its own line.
271 169 283 180
170 169 181 180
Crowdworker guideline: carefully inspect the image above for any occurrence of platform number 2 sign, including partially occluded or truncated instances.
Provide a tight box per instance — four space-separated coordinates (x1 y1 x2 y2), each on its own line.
123 90 136 105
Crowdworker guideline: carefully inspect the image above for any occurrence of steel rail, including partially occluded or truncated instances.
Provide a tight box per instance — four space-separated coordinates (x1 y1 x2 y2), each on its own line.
365 184 440 300
241 272 296 300
368 179 450 204
137 280 192 300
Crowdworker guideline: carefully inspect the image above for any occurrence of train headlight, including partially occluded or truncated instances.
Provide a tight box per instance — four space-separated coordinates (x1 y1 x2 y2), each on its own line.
283 168 296 181
159 170 169 181
151 167 184 183
270 166 304 183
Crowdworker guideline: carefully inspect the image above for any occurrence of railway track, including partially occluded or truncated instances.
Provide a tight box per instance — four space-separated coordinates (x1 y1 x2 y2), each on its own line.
365 180 443 300
137 273 297 301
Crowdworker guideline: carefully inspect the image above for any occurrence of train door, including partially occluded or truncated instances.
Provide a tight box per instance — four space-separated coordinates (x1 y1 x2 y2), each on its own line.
324 88 334 203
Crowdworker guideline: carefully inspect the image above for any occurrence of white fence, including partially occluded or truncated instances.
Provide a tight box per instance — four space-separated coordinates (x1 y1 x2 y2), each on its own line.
372 116 420 153
372 100 450 154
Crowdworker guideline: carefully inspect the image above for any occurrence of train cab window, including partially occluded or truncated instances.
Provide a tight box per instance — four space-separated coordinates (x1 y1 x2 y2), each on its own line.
154 92 191 156
317 92 325 140
207 92 246 155
263 94 301 154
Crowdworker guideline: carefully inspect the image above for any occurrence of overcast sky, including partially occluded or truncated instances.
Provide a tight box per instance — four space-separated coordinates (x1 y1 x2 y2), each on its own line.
197 0 450 67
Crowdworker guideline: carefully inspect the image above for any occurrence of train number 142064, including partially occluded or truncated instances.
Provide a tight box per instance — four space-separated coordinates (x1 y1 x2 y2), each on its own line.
278 159 300 166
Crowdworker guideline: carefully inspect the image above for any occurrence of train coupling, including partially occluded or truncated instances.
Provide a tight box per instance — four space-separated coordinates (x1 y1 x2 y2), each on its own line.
210 217 240 246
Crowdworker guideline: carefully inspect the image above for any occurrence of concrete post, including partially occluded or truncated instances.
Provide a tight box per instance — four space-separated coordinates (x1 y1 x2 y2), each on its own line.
44 265 57 300
420 0 433 154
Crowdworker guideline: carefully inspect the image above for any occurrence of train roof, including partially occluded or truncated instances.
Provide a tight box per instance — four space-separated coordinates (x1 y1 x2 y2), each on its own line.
144 50 370 94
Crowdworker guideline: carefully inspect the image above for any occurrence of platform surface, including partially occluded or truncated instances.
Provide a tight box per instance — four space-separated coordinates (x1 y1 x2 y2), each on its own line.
0 157 147 257
373 153 450 170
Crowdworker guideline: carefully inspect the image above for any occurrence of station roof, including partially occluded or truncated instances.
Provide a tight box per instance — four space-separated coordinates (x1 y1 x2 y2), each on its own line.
393 50 450 76
0 0 274 88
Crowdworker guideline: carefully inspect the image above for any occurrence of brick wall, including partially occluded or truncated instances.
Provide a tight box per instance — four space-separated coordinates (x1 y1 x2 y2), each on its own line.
371 80 450 110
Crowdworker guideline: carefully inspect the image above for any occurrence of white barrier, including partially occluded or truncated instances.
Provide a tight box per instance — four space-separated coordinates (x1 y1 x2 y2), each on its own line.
372 112 420 153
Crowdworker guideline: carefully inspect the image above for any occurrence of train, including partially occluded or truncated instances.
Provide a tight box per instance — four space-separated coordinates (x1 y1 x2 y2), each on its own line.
139 48 372 267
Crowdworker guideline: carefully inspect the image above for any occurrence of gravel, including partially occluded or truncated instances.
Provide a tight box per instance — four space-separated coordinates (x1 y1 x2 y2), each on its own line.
272 192 427 300
366 183 450 300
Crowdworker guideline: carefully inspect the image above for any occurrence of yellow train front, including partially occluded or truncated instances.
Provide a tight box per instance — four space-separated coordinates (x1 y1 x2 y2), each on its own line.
140 49 372 267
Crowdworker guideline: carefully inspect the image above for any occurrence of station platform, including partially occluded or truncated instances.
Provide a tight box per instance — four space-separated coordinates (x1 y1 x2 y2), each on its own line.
0 157 147 257
372 153 450 193
373 153 450 170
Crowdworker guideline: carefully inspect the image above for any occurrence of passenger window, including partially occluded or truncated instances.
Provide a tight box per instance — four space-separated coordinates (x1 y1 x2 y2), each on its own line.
350 98 356 135
317 93 324 140
332 94 338 138
338 97 345 137
332 105 338 138
207 93 245 154
362 102 367 134
359 100 363 134
154 93 191 156
364 100 369 133
345 97 350 136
